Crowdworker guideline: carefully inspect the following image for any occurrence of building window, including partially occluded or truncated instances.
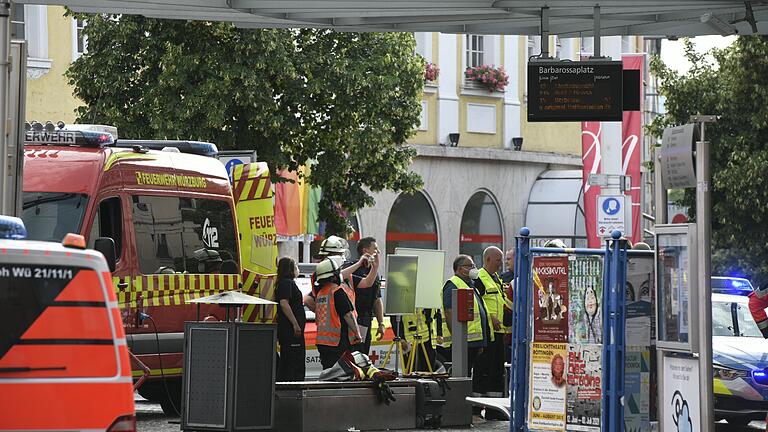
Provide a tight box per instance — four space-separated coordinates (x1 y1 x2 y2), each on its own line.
466 34 485 68
622 36 633 54
307 214 361 260
459 191 503 266
10 4 23 41
72 18 87 59
386 192 438 255
414 32 431 62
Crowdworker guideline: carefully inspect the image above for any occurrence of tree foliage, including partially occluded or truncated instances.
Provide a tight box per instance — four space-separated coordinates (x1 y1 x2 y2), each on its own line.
649 36 768 283
66 14 425 235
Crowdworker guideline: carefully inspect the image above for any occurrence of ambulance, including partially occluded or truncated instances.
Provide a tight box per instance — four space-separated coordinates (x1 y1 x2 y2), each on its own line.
0 216 135 431
20 123 254 414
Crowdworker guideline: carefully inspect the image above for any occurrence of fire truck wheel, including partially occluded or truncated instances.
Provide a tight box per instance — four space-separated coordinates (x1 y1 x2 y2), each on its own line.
157 379 182 417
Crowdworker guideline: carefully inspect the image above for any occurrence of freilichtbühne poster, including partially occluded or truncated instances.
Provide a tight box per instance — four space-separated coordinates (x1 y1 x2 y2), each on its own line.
566 344 602 431
533 256 569 342
568 256 603 344
529 342 568 430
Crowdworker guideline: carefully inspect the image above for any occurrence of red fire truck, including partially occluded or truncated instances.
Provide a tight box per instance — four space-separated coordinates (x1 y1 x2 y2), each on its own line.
22 123 244 414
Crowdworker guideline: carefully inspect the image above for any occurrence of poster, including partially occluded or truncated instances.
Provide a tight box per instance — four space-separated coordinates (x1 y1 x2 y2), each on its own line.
533 256 569 342
568 257 602 344
662 355 700 432
626 257 653 346
624 350 651 432
529 343 568 430
566 344 602 431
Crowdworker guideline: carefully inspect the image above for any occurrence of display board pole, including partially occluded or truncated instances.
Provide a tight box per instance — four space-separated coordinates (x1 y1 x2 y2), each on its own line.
510 228 532 432
694 116 715 432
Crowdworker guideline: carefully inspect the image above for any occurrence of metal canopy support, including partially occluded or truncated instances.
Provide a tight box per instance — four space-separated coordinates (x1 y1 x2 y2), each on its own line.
693 114 717 432
593 5 601 58
0 1 10 216
540 6 549 58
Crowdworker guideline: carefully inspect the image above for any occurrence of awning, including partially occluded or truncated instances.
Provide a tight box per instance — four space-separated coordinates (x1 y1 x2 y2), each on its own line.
16 1 768 36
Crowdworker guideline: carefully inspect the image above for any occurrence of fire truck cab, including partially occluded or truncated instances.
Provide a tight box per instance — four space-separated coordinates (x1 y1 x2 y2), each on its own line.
0 216 135 431
21 123 240 413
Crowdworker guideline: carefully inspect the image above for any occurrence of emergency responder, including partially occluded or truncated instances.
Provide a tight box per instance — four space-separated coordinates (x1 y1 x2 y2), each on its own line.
347 237 385 355
474 246 510 396
398 308 440 372
314 258 363 369
500 248 515 363
442 254 491 393
275 256 306 381
304 236 371 313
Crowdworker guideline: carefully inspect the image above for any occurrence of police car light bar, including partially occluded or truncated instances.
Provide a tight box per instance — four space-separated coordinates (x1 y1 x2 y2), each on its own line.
116 140 218 157
0 216 27 240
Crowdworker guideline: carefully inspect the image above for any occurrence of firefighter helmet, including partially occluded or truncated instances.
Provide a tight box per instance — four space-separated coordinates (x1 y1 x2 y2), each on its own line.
318 235 348 256
315 257 341 281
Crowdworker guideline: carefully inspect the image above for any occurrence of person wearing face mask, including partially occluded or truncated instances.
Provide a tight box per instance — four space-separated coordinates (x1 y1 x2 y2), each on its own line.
314 257 363 369
441 254 490 393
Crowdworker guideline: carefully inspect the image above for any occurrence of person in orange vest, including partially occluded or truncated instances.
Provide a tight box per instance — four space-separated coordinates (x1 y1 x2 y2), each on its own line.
314 257 363 369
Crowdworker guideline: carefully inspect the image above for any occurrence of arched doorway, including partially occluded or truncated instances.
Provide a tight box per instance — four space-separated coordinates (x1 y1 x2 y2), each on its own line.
385 192 439 255
459 191 503 265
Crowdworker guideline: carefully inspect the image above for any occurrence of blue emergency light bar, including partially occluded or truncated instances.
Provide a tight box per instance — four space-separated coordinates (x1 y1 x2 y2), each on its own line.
0 216 27 240
711 276 755 295
116 140 218 157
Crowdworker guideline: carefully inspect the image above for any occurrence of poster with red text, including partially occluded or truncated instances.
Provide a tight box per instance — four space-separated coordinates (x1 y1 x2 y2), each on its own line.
533 256 569 342
566 344 602 431
529 343 568 430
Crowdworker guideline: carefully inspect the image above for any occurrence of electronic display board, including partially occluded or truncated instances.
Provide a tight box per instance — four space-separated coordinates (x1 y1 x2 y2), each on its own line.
528 61 623 122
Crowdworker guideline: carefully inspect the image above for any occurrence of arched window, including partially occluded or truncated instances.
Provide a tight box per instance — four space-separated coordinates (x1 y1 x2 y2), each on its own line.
386 192 438 255
460 191 503 265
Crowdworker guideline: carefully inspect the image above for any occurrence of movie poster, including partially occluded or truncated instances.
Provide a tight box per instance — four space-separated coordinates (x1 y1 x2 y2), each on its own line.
624 350 651 432
529 343 568 430
533 256 569 342
568 257 603 344
566 344 602 431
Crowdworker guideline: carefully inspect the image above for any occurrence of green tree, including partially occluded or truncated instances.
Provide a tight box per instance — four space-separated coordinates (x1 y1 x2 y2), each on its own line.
650 36 768 283
66 14 424 235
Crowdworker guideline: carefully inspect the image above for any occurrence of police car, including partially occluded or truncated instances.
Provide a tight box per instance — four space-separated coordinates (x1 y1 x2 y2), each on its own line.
711 276 755 296
711 292 768 426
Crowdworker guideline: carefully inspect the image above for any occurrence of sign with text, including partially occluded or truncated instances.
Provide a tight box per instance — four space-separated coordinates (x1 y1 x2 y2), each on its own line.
662 355 701 432
528 61 623 122
660 124 698 189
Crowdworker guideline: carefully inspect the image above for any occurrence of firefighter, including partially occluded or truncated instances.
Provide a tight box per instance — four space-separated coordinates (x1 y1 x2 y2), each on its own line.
314 258 363 369
748 284 768 338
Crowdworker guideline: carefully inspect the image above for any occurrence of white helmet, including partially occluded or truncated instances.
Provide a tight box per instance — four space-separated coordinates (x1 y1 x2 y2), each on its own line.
544 239 567 249
318 235 349 256
315 257 341 281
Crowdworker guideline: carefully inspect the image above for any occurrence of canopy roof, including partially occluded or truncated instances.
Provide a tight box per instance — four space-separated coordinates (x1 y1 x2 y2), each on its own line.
18 0 768 36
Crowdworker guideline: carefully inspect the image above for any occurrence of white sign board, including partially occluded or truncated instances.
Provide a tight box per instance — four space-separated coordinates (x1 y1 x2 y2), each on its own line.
395 248 445 309
660 124 698 190
596 195 628 237
662 355 701 432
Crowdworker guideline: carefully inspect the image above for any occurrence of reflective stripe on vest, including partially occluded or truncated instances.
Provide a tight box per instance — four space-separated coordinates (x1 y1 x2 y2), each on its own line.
315 283 342 346
478 268 512 334
441 276 486 345
403 309 431 343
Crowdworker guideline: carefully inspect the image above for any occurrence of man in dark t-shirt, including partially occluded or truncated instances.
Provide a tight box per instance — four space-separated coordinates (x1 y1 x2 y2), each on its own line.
346 237 385 355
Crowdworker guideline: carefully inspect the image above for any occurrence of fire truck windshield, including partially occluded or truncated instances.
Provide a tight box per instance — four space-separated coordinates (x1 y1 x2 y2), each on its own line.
21 192 88 242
